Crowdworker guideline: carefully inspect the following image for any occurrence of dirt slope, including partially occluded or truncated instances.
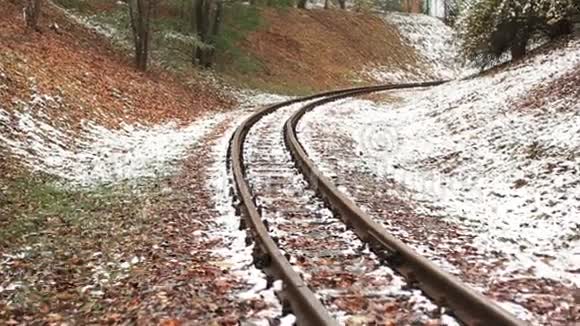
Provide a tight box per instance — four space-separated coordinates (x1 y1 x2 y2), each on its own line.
238 8 427 91
0 0 231 130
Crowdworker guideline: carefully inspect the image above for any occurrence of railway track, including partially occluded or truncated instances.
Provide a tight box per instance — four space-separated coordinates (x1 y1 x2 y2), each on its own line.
229 84 526 326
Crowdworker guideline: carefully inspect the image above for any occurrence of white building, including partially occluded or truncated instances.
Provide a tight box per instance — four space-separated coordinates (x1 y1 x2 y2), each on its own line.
426 0 446 19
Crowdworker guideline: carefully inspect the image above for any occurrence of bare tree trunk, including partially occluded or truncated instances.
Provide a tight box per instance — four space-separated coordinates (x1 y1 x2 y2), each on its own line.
337 0 345 9
194 0 210 65
324 0 329 9
128 0 154 71
141 1 151 70
203 0 222 67
191 0 200 64
510 39 527 61
510 33 529 61
25 0 42 31
192 0 223 67
297 0 307 9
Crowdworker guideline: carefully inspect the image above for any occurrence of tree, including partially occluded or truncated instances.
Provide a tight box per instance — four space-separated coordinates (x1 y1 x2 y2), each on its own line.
25 0 42 31
297 0 307 9
191 0 223 67
128 0 156 71
458 0 578 67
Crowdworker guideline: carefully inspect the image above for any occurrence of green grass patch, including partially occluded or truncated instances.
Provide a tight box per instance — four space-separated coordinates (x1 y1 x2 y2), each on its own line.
239 77 317 96
215 3 264 75
0 173 155 248
0 171 167 321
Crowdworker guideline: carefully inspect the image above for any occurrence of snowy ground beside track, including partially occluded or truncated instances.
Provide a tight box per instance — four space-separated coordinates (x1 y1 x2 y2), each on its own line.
0 90 286 187
300 38 580 287
364 12 466 82
0 88 293 323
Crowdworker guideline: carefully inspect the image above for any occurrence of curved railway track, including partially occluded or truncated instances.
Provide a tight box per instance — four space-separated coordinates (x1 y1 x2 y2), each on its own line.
229 83 526 326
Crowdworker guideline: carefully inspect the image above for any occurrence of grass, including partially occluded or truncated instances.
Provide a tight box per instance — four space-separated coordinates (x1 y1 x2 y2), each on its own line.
215 3 265 75
0 171 163 322
1 175 73 246
237 77 318 95
0 173 154 248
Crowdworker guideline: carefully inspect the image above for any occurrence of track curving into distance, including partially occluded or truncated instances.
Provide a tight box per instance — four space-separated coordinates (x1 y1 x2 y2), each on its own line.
230 83 526 326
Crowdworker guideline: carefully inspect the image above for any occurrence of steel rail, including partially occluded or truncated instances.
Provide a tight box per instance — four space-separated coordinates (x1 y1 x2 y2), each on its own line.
231 86 389 326
283 82 526 326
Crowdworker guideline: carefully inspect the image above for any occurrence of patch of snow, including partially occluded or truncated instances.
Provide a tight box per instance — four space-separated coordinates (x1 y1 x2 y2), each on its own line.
206 92 292 325
0 80 290 188
163 31 199 46
441 314 461 326
60 10 119 40
231 89 290 107
301 37 580 289
360 65 428 83
0 282 23 293
0 95 227 186
496 300 538 323
383 12 465 80
427 0 446 18
52 2 130 48
305 0 354 10
279 314 297 325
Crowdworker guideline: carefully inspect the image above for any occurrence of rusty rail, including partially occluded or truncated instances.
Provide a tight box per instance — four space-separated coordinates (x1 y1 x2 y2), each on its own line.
283 83 526 326
231 87 376 326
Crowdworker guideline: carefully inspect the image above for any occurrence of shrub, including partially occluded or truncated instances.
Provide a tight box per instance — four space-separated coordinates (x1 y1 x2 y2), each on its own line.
458 0 579 67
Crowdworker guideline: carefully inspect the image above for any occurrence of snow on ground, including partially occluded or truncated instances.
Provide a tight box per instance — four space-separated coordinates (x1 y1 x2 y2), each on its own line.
205 100 295 325
0 99 225 186
53 2 129 47
1 74 293 320
361 64 430 83
300 38 580 286
365 12 464 82
207 91 297 325
0 88 286 187
385 13 461 79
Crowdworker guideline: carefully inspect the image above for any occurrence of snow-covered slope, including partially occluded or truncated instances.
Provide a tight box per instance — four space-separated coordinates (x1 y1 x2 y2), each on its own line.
299 37 580 323
364 12 464 82
386 13 462 79
321 37 580 281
